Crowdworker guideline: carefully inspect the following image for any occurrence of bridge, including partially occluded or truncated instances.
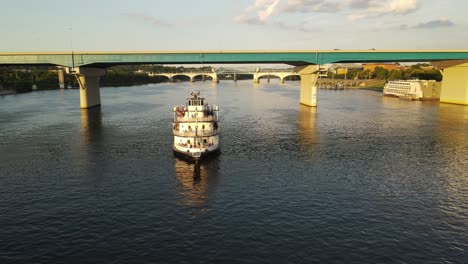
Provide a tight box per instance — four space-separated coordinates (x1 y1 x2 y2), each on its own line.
148 71 219 83
148 67 300 83
1 50 468 108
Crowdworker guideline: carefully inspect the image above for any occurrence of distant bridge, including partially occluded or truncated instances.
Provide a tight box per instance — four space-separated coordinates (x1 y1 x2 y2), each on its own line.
1 50 468 107
147 67 305 83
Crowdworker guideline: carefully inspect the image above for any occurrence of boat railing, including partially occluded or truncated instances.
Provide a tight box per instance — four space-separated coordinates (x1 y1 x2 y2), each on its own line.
174 116 218 122
173 129 220 137
175 142 217 149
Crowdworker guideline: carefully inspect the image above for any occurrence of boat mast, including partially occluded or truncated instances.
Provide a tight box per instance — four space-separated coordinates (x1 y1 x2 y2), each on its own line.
195 100 198 148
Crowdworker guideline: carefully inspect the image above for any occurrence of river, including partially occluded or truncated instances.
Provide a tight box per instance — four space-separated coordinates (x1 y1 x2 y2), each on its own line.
0 80 467 263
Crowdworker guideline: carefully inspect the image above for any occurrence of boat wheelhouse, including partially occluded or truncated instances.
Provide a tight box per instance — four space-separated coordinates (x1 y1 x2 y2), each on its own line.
172 91 220 160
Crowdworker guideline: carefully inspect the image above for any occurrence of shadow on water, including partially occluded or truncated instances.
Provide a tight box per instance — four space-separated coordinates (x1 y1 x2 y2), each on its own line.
174 157 220 216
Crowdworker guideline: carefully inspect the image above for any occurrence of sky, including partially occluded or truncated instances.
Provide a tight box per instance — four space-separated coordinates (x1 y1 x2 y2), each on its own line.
1 0 468 52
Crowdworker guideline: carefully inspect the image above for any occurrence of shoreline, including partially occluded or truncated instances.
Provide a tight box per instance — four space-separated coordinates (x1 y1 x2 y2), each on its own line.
0 90 16 96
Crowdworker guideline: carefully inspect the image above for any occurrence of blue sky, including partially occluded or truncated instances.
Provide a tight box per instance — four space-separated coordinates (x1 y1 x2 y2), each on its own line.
2 0 467 51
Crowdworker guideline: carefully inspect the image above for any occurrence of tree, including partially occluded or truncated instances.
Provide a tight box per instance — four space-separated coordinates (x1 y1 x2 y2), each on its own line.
374 67 389 80
387 69 403 80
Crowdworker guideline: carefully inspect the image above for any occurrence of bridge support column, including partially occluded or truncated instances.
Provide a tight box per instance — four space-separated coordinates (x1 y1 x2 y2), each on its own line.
440 63 468 105
212 75 219 83
57 67 65 89
253 73 259 83
295 65 319 107
68 67 106 109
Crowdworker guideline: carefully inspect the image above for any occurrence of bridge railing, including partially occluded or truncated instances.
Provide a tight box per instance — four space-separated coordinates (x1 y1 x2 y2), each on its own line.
149 69 299 75
148 71 214 75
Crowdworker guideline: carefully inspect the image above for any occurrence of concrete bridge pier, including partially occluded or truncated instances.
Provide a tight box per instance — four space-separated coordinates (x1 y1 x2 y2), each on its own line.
253 73 259 83
295 65 319 107
440 62 468 105
67 67 106 108
57 67 65 89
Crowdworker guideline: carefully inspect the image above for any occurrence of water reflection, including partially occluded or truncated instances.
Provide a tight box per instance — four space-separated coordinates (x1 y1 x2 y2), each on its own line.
78 108 104 189
432 104 468 237
174 158 219 210
297 105 318 159
80 107 102 144
435 103 468 183
437 103 468 144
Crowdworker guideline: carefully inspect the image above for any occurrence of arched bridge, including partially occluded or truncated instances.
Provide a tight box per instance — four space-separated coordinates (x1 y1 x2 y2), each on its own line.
148 71 219 83
148 67 301 83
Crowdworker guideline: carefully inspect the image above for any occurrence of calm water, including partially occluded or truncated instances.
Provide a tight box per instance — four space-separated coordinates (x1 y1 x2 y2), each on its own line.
0 80 467 263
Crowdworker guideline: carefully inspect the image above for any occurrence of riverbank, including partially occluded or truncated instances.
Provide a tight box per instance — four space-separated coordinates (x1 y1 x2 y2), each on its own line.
0 90 16 96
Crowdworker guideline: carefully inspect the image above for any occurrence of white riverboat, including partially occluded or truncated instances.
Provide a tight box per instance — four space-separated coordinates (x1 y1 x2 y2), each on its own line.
383 80 441 100
172 91 220 160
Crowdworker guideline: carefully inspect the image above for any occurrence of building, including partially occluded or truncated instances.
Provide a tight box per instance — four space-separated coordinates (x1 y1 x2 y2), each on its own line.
363 63 399 72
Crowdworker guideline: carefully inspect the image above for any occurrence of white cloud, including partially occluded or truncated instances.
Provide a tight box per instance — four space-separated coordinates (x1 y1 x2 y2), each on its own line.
367 0 419 14
235 0 422 24
285 0 343 13
234 0 281 24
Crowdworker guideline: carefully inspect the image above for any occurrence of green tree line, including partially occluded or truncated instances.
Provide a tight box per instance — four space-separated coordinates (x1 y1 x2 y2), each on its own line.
0 67 60 93
0 65 216 93
332 64 442 81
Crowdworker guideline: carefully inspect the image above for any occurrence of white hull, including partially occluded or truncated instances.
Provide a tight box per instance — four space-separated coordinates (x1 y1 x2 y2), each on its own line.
172 145 220 160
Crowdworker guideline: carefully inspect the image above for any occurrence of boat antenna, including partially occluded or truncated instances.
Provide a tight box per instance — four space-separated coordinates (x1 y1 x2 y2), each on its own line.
315 50 321 75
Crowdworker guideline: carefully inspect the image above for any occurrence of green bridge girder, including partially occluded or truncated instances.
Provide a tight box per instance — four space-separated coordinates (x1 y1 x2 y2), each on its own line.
1 50 468 67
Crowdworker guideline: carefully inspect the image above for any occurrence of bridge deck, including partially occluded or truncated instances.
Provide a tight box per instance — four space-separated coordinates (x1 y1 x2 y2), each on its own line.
1 50 468 67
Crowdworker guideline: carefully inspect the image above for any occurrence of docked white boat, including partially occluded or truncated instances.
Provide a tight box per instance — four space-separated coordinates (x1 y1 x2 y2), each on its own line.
383 80 441 100
172 91 220 160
